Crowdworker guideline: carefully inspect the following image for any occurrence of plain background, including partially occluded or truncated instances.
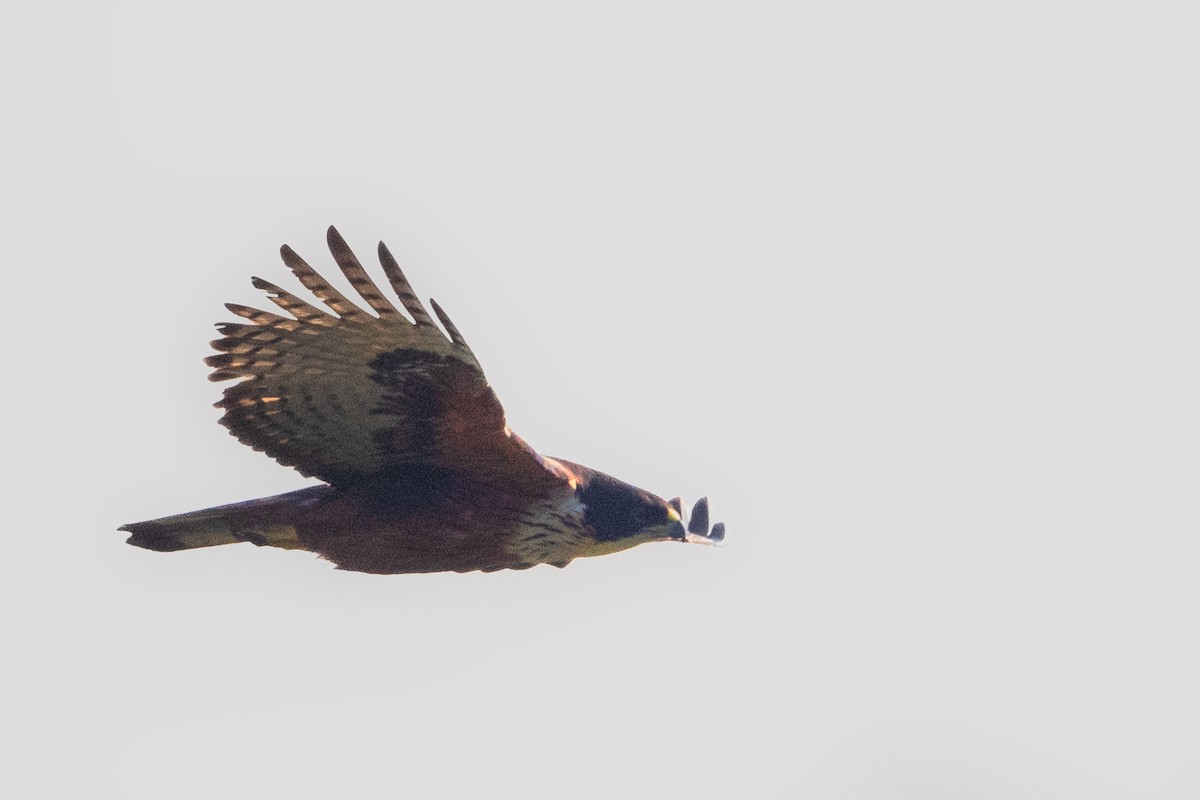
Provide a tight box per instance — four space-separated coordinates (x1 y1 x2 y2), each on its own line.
4 2 1198 797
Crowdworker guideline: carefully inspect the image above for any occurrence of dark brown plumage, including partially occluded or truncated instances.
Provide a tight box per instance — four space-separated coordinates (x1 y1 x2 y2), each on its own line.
122 227 723 573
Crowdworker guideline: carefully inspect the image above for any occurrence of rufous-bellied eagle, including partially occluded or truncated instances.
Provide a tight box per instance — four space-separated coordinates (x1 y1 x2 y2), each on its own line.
121 227 723 574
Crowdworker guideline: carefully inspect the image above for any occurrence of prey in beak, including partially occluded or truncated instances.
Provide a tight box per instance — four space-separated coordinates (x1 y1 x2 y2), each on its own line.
668 496 725 546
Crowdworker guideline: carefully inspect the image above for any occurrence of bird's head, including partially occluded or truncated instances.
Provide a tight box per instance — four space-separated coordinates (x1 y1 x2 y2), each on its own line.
564 464 724 555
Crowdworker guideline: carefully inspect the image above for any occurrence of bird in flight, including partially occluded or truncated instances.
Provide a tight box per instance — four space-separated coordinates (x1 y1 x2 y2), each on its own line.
122 227 723 574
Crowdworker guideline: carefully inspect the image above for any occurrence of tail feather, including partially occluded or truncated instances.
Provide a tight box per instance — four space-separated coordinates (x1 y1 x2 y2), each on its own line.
121 509 242 551
121 487 329 552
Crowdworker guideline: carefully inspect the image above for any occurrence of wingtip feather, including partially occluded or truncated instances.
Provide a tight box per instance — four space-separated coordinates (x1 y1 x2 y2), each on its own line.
376 241 436 326
327 225 347 252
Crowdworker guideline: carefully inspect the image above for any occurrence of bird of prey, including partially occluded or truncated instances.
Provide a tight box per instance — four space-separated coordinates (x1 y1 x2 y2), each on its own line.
121 227 723 574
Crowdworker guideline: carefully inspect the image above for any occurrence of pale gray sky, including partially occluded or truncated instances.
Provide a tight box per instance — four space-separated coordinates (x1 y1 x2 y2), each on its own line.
5 2 1199 798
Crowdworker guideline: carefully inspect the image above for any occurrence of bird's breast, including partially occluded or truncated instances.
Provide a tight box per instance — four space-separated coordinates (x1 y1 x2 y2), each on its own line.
503 494 597 568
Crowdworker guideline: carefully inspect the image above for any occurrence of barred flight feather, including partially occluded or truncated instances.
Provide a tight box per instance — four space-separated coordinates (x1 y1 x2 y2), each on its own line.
279 243 368 321
377 241 438 327
325 225 401 318
251 276 337 324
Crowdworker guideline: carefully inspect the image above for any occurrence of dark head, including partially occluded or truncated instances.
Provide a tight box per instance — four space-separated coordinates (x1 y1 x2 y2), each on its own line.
553 461 724 557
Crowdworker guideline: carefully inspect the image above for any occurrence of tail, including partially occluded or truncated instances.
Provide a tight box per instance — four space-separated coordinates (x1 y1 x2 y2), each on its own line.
121 486 330 552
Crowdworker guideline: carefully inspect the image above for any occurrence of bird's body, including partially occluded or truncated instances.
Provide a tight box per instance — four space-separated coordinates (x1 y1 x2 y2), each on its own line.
122 228 722 574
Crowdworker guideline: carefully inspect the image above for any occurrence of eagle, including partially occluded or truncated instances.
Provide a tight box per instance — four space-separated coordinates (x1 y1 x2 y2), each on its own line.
121 227 723 574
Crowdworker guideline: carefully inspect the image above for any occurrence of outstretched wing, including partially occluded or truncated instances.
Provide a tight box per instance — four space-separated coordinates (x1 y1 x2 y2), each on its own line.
206 226 560 489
